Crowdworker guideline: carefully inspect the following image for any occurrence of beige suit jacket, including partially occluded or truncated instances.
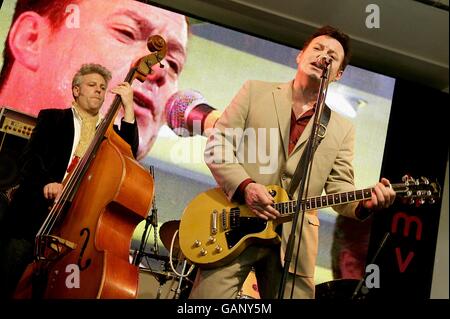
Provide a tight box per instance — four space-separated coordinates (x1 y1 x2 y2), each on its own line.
204 80 360 278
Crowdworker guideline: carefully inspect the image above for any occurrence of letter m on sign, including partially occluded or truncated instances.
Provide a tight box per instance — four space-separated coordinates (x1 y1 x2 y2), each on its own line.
391 212 423 273
391 212 423 240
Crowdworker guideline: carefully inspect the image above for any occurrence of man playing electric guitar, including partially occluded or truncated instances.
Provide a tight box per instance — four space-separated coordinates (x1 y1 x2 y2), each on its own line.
187 25 396 299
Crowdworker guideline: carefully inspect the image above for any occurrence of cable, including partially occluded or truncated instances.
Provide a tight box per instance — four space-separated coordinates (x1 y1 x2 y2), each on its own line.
168 229 195 278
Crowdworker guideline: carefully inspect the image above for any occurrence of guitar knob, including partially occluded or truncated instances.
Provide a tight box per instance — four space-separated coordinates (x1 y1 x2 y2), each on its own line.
200 248 208 256
215 245 223 253
208 236 216 244
194 240 202 247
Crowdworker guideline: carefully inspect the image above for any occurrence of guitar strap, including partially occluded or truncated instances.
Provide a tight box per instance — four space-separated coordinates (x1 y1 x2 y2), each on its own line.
287 104 331 199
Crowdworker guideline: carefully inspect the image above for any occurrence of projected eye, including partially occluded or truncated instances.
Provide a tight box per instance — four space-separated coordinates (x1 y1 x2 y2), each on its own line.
112 27 137 42
167 60 180 75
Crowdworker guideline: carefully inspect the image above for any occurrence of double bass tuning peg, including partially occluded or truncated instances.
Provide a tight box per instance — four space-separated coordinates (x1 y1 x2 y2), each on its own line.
157 58 165 69
144 53 165 73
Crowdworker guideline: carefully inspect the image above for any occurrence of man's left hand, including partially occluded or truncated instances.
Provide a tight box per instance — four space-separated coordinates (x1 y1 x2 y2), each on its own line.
362 177 396 211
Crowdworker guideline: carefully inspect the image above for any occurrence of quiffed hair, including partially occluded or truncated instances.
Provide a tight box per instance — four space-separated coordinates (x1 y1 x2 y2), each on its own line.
303 25 351 70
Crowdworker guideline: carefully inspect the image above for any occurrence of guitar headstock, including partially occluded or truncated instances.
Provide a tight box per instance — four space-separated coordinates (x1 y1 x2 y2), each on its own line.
393 175 441 206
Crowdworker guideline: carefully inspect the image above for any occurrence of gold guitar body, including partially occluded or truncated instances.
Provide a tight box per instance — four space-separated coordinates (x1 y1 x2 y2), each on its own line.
179 185 291 269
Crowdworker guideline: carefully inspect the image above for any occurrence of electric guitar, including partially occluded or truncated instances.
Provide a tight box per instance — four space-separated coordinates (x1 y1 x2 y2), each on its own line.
179 176 440 268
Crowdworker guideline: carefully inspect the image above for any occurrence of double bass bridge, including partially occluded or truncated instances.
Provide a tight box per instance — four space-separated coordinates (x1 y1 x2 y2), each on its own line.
35 235 77 262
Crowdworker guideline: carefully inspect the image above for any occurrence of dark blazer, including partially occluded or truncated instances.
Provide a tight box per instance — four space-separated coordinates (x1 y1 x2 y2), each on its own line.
4 108 139 240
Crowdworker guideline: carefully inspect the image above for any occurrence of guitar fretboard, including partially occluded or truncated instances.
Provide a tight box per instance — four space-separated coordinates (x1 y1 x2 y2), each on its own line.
273 188 373 215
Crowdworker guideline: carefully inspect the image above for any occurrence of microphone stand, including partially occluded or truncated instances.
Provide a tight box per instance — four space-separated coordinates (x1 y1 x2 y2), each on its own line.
278 62 332 299
133 165 159 266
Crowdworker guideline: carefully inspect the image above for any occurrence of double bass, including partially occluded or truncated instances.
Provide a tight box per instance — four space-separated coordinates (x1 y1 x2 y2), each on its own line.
14 35 167 299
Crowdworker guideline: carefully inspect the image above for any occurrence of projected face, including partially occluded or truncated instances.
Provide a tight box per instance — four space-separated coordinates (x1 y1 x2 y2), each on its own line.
1 0 188 159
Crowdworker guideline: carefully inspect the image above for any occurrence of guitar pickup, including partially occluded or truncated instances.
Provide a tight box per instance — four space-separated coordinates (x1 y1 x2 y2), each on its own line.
221 208 228 231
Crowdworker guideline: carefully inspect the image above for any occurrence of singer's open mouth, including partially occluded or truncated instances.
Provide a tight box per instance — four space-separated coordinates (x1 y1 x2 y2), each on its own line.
133 90 156 119
311 62 323 70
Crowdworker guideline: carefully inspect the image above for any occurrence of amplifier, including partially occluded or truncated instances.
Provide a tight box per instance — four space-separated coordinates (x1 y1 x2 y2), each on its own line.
0 107 36 139
0 107 37 190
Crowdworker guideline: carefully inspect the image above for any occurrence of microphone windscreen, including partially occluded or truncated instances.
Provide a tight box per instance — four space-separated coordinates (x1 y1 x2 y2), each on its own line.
165 90 208 134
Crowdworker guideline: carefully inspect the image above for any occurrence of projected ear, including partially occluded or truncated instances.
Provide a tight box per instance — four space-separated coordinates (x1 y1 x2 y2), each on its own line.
8 12 48 71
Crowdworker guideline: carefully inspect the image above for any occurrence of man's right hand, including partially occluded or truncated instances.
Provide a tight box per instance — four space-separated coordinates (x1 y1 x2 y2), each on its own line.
43 182 63 201
244 183 280 220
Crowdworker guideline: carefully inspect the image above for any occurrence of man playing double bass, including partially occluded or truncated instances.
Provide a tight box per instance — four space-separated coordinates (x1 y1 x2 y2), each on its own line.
0 63 138 298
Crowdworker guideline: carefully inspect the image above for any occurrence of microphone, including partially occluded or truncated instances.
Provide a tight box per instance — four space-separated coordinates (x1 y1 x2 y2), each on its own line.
316 56 332 70
165 90 221 137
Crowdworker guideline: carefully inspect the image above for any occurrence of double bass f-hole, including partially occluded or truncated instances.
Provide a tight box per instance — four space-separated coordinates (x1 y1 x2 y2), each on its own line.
77 228 91 271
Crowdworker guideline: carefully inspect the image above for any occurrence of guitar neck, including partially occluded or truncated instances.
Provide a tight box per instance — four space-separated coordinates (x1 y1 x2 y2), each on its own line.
274 183 406 216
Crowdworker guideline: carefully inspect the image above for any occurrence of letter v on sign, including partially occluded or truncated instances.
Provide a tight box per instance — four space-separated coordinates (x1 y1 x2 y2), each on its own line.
395 247 414 273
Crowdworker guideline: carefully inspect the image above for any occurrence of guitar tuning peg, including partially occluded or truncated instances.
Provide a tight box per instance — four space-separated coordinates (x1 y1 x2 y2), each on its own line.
420 177 429 185
402 174 413 183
